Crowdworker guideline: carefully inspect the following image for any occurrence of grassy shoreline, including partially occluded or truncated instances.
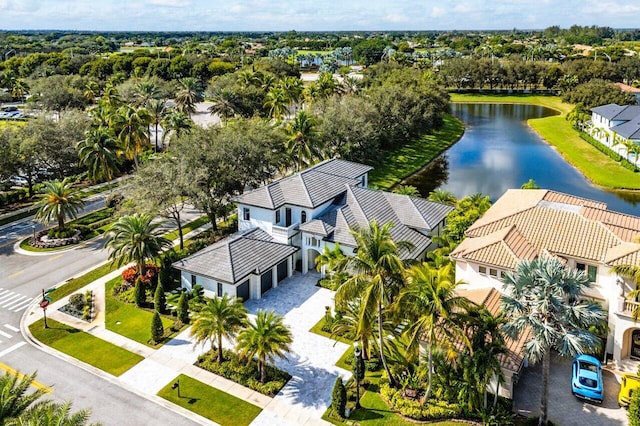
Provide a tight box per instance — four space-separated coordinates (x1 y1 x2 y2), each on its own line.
449 93 640 191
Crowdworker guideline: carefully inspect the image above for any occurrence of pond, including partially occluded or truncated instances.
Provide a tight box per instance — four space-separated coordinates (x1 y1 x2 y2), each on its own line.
404 103 640 216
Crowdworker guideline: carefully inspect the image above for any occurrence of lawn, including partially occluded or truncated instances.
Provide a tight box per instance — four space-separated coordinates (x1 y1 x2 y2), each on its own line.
48 262 117 302
309 316 352 344
449 93 572 115
157 374 262 426
163 215 209 242
368 114 465 190
105 277 180 347
29 318 142 376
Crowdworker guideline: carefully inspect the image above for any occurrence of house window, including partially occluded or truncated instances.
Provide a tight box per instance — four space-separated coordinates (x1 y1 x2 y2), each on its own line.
576 263 597 282
243 207 250 221
285 208 292 227
191 274 197 286
275 210 280 224
501 271 507 279
301 211 307 223
217 282 223 297
489 268 498 277
479 266 487 275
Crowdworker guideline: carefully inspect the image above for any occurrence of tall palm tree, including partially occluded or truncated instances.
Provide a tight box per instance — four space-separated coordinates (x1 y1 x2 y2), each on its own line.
331 299 376 360
34 178 84 231
264 86 288 121
161 110 193 148
9 401 95 426
10 79 29 102
335 221 411 387
0 371 47 423
145 99 167 151
207 89 240 125
174 77 203 114
278 76 303 114
395 262 470 401
110 105 151 167
190 295 248 363
427 189 457 206
236 310 293 383
133 80 160 106
77 128 120 183
502 258 607 426
285 111 322 172
104 213 171 276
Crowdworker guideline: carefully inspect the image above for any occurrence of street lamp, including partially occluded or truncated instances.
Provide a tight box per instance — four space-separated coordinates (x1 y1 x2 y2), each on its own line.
31 225 36 243
172 380 181 397
353 343 363 409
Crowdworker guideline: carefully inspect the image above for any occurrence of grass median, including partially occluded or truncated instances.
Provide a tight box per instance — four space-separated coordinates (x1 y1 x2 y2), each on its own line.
157 374 262 426
29 318 143 376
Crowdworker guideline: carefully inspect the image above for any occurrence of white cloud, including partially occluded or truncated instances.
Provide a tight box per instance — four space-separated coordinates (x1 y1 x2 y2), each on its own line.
146 0 190 7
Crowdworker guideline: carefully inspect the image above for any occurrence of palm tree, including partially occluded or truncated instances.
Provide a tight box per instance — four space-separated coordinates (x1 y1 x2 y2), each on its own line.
331 299 376 360
161 110 193 148
104 213 171 276
278 76 303 114
612 264 640 320
393 185 421 197
10 79 29 102
190 295 248 363
427 189 457 206
285 111 322 172
110 105 151 167
133 80 160 106
174 77 203 114
9 401 95 426
34 178 84 231
77 128 120 183
335 221 411 387
236 310 293 383
145 99 167 151
395 262 470 401
0 371 47 423
264 86 288 120
501 258 607 426
207 89 240 125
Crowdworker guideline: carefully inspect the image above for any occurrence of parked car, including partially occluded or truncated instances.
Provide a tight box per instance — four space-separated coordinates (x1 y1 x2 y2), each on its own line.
571 354 604 403
618 373 640 407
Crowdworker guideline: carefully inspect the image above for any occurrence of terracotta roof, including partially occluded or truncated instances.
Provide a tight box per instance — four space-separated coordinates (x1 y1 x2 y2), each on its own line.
459 189 640 268
614 83 640 94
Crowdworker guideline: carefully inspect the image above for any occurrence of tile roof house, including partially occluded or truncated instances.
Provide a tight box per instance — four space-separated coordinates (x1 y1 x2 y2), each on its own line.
590 104 640 165
451 189 640 366
173 159 453 301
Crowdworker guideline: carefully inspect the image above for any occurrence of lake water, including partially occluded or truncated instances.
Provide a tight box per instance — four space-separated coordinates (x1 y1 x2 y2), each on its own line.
404 103 640 216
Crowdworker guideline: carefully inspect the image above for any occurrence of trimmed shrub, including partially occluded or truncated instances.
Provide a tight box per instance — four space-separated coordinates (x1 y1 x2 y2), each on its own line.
69 293 85 311
629 389 640 426
82 305 91 321
134 277 146 308
178 292 189 324
331 377 347 418
154 282 166 314
379 383 462 420
47 227 77 239
151 311 164 344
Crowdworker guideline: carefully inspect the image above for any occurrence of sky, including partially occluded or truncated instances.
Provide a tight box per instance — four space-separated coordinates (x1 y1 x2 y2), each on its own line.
0 0 639 32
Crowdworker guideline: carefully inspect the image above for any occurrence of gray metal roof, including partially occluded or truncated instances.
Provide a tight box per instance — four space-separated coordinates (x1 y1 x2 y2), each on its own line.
612 119 640 140
592 104 640 121
172 228 298 284
591 104 625 120
232 159 372 210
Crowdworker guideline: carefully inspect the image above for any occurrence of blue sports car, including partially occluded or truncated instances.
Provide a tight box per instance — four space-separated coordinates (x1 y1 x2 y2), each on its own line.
571 354 604 403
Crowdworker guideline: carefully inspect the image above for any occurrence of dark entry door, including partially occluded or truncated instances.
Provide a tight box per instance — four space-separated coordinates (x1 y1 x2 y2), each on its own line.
261 269 273 295
632 329 640 359
236 280 250 301
285 208 292 227
277 260 288 282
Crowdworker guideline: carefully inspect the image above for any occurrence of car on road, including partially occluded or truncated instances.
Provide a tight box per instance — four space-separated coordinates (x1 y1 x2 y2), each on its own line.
618 372 640 407
571 354 604 403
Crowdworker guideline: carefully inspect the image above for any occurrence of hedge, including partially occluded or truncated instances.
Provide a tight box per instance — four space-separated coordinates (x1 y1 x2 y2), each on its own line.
579 132 638 172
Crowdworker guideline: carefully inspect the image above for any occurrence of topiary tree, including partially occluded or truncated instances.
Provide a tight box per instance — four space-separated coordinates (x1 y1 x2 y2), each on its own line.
154 282 166 314
629 389 640 426
178 292 189 323
331 376 346 418
151 311 164 344
134 277 146 308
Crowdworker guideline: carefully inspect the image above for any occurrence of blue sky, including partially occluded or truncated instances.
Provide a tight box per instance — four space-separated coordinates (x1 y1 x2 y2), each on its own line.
0 0 639 31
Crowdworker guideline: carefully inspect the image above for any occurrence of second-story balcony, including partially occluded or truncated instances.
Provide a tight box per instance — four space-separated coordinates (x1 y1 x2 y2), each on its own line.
271 223 299 243
617 297 640 320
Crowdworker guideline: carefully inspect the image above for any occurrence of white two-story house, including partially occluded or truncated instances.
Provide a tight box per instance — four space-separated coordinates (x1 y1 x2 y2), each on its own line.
450 189 640 367
173 159 453 301
590 103 640 164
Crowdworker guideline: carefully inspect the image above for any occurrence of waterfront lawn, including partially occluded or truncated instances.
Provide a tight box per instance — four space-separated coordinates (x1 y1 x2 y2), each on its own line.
369 114 464 190
449 93 572 115
105 277 178 347
29 318 142 376
529 115 640 190
157 374 262 426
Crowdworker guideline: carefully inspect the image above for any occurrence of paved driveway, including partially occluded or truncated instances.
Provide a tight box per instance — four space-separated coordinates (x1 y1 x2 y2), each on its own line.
244 272 351 426
513 354 628 425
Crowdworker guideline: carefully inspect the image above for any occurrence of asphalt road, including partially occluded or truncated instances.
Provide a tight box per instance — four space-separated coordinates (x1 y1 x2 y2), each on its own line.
0 204 205 425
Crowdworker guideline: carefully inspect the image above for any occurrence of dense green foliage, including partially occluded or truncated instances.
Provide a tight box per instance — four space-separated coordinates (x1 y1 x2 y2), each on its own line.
331 377 347 418
150 310 164 344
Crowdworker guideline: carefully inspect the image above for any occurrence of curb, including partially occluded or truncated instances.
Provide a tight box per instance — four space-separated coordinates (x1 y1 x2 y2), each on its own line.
14 233 105 257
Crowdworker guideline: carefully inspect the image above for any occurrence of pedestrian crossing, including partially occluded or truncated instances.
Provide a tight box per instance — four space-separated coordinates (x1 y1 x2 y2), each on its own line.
0 323 24 358
0 288 35 312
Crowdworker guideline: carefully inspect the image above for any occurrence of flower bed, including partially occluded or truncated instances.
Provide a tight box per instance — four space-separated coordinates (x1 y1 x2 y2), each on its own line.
59 290 94 322
379 383 462 421
32 228 81 248
196 349 291 397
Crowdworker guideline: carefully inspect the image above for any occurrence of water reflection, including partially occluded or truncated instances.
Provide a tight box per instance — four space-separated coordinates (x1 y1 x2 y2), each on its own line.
404 103 640 215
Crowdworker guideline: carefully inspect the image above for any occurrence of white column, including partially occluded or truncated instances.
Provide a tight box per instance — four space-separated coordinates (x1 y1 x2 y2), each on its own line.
272 265 278 288
287 257 293 277
302 248 309 274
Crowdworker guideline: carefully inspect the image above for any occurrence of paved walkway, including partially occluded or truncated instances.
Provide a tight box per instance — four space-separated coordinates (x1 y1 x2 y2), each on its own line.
22 229 347 426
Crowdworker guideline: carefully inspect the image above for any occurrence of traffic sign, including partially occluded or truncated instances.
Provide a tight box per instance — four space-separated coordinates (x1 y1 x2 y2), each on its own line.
44 288 56 294
44 296 52 302
39 300 49 309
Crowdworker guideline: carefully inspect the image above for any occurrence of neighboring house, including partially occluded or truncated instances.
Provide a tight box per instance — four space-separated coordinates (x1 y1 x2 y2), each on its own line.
451 189 640 365
174 158 453 300
614 83 640 104
590 103 640 164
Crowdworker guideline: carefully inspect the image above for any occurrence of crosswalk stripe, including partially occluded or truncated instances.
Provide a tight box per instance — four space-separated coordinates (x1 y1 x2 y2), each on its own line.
11 300 33 312
0 330 11 339
0 295 22 308
0 342 26 358
5 296 27 310
4 325 19 333
0 292 14 301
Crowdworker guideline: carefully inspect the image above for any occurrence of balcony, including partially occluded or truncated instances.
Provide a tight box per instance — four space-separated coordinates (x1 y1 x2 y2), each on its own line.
617 297 640 319
271 223 299 243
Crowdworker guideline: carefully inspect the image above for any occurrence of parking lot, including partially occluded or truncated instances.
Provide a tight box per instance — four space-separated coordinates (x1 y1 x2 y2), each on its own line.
513 354 629 425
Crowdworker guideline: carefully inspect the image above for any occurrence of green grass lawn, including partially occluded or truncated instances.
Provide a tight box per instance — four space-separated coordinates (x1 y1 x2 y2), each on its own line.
48 262 118 302
157 374 262 426
449 93 572 114
309 317 353 344
163 215 209 242
368 114 465 190
29 318 142 376
105 277 180 347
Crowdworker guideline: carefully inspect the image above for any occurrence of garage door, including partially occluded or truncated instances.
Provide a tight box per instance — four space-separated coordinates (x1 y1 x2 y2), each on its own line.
277 260 288 282
236 280 250 302
261 269 273 295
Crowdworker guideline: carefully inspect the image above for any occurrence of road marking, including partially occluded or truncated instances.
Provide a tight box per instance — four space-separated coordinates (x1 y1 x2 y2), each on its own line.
0 292 16 302
5 296 27 310
4 324 19 332
0 342 26 358
11 299 34 312
0 330 11 339
8 270 24 278
0 361 52 393
0 290 10 297
0 295 22 307
46 254 63 262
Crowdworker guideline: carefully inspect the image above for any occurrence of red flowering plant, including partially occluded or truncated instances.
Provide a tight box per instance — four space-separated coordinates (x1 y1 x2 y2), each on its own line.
121 264 159 286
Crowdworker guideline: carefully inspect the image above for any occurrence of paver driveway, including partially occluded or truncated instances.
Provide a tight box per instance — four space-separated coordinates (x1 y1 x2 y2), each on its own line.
513 353 628 426
244 272 351 426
